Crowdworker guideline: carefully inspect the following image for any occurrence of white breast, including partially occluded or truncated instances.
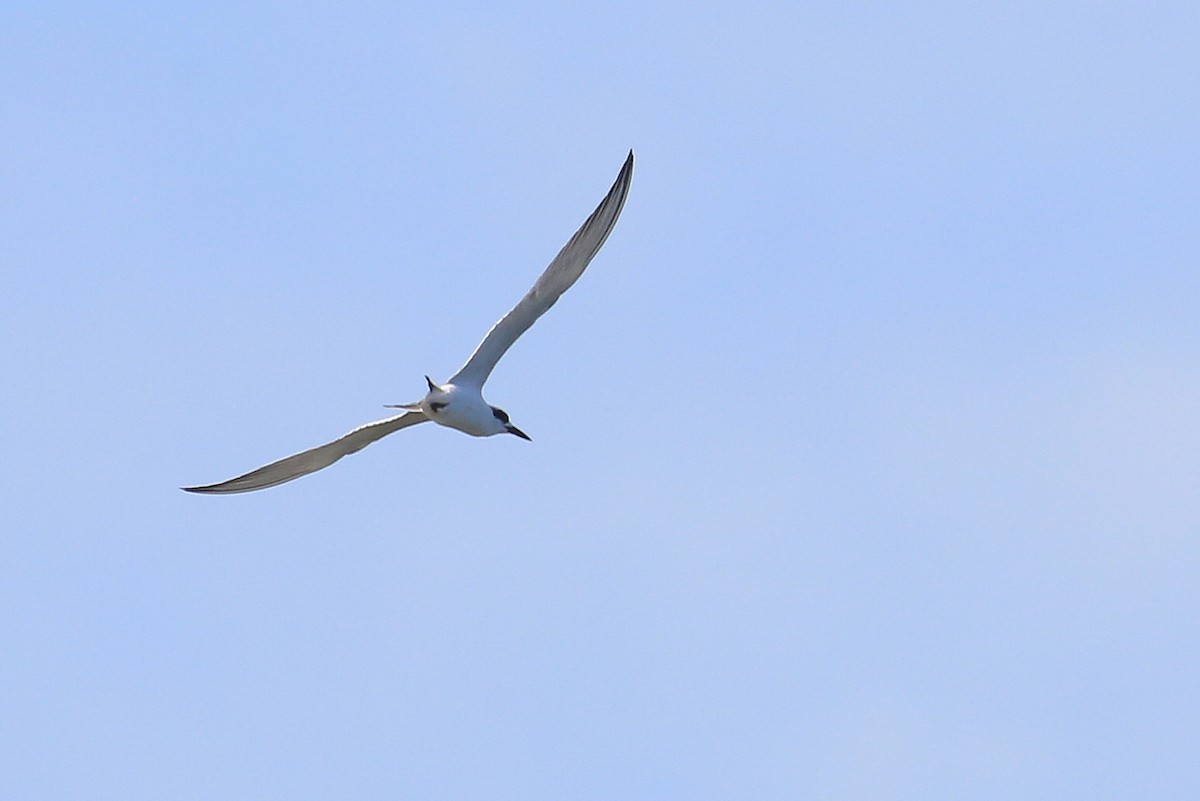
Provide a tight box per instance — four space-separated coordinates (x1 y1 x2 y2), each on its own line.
421 383 505 437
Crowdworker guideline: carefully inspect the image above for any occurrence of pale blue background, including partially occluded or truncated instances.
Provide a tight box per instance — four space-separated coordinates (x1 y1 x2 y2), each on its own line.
3 3 1198 799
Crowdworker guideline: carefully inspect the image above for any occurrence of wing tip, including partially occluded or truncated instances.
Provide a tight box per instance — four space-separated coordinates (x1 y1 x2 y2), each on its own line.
180 483 244 495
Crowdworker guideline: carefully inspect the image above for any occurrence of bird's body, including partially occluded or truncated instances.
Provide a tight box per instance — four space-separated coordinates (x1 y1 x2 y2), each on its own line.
184 151 632 494
409 377 529 440
421 380 489 435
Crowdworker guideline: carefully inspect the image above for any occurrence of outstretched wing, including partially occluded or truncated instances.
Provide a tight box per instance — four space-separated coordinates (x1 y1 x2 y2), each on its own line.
449 150 634 388
182 411 429 494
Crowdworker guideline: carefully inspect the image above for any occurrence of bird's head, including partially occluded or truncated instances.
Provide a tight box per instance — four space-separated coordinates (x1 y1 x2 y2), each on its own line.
491 406 531 440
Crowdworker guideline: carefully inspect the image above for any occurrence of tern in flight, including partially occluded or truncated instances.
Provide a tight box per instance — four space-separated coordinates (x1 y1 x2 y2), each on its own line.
183 151 633 494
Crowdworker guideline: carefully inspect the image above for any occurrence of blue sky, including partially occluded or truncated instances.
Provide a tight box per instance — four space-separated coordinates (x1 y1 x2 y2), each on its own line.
2 2 1198 799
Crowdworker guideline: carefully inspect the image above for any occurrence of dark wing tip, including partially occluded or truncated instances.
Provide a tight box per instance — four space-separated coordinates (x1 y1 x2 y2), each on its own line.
181 483 241 494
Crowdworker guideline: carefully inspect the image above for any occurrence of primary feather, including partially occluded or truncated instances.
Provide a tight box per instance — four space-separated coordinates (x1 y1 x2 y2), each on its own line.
182 412 428 494
450 150 634 387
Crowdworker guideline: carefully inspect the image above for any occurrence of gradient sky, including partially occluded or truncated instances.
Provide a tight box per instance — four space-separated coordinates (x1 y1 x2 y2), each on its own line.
3 3 1198 799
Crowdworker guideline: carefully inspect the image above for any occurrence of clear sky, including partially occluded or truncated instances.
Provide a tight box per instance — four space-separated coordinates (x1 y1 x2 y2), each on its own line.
3 3 1198 799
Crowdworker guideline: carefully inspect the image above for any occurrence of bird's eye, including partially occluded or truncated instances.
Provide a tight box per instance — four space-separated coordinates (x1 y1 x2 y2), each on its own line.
491 407 510 423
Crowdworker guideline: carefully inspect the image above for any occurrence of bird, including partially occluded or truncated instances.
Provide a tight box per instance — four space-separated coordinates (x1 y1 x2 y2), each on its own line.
183 150 633 494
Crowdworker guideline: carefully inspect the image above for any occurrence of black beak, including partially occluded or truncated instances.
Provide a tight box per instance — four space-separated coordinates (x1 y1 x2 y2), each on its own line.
506 424 531 441
425 375 438 392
